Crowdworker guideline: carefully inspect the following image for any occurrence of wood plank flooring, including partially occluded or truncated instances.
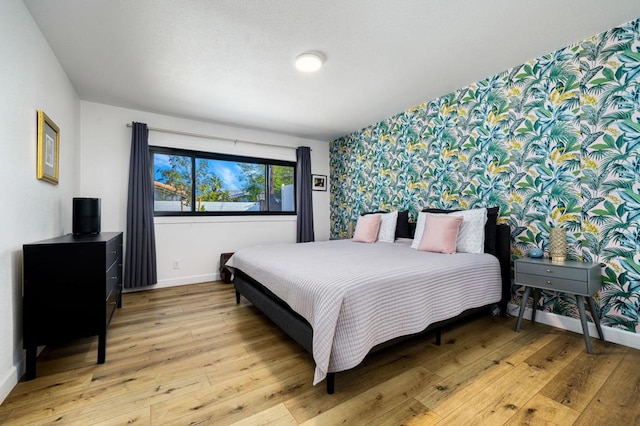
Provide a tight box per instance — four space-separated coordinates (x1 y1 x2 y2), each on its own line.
1 281 639 425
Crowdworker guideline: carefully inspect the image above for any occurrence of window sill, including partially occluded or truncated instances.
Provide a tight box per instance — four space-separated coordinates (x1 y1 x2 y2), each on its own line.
154 215 297 225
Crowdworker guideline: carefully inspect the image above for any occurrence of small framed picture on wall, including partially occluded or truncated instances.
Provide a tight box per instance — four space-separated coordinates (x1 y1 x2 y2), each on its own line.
312 174 327 191
36 110 60 185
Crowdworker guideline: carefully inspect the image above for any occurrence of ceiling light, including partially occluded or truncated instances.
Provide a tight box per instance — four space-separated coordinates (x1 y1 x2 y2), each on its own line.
295 52 323 72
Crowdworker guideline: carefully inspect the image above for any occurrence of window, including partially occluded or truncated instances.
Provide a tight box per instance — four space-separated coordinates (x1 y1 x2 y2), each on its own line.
151 146 296 215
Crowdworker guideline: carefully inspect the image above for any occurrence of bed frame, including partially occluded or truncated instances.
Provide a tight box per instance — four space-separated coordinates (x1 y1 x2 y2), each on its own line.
234 224 511 394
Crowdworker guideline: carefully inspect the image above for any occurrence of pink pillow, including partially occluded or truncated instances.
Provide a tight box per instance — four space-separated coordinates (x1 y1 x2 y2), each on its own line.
352 214 381 243
417 214 463 254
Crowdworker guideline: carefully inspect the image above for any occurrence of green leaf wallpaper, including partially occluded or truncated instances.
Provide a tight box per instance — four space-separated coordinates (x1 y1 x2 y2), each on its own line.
330 18 640 333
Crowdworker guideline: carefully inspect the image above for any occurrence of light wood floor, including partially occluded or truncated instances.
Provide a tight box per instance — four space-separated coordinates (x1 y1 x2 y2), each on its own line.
1 281 639 425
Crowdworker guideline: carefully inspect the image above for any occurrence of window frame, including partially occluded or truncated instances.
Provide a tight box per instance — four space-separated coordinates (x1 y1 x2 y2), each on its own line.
150 146 297 217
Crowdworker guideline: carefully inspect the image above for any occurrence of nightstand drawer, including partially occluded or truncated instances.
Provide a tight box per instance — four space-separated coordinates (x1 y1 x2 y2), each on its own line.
517 273 590 295
517 262 587 281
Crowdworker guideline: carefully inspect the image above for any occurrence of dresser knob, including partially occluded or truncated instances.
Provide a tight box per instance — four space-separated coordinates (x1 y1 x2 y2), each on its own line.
546 269 552 273
547 280 552 285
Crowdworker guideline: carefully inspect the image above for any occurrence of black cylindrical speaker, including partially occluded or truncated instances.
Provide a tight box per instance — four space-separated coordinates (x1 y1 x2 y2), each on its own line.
73 198 101 235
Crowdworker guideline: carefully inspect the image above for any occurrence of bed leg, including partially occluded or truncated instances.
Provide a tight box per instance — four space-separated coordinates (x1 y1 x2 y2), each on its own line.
326 373 335 394
435 329 442 346
235 290 240 304
500 299 508 317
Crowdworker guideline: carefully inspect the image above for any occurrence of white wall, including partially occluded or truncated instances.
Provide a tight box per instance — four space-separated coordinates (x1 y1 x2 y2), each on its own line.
80 101 331 288
0 1 330 402
0 0 80 402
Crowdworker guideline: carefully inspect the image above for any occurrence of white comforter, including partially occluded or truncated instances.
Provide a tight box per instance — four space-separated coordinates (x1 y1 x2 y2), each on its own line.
227 239 502 385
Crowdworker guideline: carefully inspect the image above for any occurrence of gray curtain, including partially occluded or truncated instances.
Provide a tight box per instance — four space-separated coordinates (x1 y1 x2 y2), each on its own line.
124 122 158 288
296 146 315 243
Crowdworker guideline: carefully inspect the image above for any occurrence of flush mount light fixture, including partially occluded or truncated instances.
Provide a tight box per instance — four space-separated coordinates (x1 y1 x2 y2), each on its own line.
295 52 324 72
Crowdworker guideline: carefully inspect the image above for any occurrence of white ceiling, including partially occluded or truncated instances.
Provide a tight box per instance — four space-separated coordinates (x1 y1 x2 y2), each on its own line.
23 0 640 142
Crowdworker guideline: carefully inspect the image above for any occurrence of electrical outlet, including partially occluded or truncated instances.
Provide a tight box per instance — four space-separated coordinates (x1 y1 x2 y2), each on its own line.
173 259 181 269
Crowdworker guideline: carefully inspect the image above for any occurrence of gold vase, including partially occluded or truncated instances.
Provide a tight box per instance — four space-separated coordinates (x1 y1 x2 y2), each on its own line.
549 227 567 262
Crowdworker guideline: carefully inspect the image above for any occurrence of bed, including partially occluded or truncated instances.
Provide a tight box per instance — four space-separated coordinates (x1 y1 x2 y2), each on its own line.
227 208 511 394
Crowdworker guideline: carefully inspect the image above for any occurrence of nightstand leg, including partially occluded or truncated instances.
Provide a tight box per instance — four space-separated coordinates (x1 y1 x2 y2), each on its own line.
531 288 539 324
576 296 593 354
586 297 605 341
515 286 531 332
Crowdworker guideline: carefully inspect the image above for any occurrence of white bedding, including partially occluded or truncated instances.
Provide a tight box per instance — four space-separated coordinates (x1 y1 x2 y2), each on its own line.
226 239 502 385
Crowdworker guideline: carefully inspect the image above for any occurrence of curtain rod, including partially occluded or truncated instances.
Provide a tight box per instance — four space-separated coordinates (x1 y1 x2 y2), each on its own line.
125 123 300 150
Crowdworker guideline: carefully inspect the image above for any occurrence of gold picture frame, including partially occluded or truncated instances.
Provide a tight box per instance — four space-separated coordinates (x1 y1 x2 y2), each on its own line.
37 110 60 184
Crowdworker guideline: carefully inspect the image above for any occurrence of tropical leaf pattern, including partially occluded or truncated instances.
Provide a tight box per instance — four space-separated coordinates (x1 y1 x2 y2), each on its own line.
329 18 640 333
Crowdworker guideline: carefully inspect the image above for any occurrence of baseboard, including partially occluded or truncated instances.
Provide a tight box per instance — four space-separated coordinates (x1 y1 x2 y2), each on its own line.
0 365 19 404
0 346 48 404
507 302 640 350
123 272 219 293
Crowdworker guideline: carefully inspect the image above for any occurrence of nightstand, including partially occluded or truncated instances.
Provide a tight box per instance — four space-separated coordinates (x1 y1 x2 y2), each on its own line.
514 257 604 353
219 252 234 284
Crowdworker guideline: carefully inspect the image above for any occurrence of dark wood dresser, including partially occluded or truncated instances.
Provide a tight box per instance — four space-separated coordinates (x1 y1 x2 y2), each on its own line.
22 232 123 380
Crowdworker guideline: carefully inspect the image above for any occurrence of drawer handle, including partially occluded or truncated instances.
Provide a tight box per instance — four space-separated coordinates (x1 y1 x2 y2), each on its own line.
547 280 552 285
110 276 118 280
109 251 117 255
109 302 117 306
546 269 552 273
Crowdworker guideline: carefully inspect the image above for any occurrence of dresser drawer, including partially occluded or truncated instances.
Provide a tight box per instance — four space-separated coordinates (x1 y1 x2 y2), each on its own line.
517 262 587 281
106 261 120 297
516 272 591 295
106 287 119 326
106 236 122 269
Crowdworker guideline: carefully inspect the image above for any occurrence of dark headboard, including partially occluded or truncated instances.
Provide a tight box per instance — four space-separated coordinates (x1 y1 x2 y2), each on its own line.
495 224 512 315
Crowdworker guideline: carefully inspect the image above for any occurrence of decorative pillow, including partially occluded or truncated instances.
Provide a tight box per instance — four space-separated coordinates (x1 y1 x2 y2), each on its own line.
377 211 398 243
449 208 487 254
417 214 463 254
410 211 428 249
353 214 381 243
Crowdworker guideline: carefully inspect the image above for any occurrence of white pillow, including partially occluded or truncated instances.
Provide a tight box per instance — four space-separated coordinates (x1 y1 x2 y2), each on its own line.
410 212 428 249
449 208 487 254
377 211 398 243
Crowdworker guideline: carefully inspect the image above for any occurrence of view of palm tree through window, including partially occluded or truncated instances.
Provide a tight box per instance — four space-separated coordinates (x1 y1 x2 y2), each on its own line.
151 149 295 214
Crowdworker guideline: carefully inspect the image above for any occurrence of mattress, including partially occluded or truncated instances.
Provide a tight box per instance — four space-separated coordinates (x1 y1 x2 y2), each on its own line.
227 238 502 384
